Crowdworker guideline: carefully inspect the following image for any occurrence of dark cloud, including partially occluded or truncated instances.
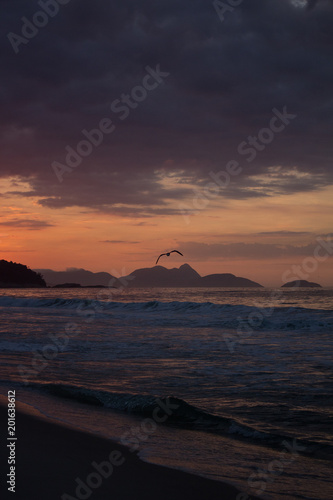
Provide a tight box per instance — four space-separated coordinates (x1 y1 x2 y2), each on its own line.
1 0 332 214
307 0 333 10
257 231 313 236
178 239 325 260
0 218 54 230
307 0 318 10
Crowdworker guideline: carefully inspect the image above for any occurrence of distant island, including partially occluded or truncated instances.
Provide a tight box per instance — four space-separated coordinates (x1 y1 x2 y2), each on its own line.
53 283 108 288
35 268 115 287
36 263 263 288
53 283 82 288
282 279 322 288
0 259 46 288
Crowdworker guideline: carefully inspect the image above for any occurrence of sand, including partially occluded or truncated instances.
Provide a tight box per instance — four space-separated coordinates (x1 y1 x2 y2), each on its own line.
0 404 258 500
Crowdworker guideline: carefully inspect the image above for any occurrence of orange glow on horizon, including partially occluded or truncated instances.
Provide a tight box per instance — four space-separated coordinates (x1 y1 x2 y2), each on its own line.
1 177 333 287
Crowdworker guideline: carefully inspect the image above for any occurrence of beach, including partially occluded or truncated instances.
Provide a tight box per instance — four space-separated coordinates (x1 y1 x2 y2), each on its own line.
0 287 332 500
0 403 252 500
2 0 333 497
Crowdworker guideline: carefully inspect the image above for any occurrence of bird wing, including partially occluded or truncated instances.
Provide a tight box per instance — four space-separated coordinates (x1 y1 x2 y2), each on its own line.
171 250 183 256
156 254 165 264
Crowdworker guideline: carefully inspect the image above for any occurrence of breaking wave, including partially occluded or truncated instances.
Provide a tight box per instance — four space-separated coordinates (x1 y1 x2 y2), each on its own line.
0 296 332 331
25 382 333 460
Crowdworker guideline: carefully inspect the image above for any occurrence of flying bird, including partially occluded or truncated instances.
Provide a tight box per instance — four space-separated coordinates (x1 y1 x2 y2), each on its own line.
155 250 183 265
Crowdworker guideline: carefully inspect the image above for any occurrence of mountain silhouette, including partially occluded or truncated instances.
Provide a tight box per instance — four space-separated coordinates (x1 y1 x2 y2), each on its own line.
37 264 263 288
125 264 263 287
199 272 263 287
35 268 116 287
38 264 262 288
0 259 46 287
281 279 321 288
125 263 201 287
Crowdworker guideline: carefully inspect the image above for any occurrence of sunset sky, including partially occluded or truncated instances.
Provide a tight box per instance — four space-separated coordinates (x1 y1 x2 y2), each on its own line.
1 0 332 286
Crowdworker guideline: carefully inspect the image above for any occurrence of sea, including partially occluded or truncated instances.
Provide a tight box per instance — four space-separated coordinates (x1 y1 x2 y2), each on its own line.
0 287 332 500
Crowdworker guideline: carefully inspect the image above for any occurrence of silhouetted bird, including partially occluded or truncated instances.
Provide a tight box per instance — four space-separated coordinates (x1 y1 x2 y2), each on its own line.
155 250 183 265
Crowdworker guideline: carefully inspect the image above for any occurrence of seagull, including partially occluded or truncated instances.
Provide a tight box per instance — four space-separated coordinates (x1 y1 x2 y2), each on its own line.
155 250 183 265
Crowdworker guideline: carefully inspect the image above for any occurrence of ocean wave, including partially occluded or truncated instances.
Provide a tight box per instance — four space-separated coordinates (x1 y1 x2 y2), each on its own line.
28 382 333 460
0 296 102 310
0 340 38 352
0 296 332 332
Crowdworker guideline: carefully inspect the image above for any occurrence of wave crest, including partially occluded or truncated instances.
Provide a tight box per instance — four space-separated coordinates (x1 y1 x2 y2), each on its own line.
28 383 333 460
0 296 331 331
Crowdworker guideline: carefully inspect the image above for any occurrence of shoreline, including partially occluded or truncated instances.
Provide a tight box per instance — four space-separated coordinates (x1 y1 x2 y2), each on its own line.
0 404 259 500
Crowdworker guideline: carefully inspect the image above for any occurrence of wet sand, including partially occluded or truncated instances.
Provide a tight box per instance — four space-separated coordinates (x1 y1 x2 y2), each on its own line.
0 404 259 500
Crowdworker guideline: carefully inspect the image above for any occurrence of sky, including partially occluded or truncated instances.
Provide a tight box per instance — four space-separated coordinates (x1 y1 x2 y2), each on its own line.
0 0 332 286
